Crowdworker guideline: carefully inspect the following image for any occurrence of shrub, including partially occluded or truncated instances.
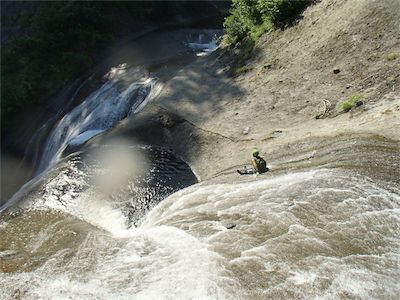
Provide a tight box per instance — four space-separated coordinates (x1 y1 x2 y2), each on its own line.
223 0 259 45
341 94 363 112
1 2 173 130
236 37 256 65
314 112 322 119
257 0 312 28
224 0 312 44
223 0 312 72
386 52 399 61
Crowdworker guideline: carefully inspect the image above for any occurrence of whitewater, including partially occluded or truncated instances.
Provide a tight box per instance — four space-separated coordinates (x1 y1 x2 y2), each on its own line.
1 27 399 300
1 168 399 299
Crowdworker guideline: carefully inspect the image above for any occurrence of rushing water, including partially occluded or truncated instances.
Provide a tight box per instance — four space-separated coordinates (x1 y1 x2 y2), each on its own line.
1 163 399 299
36 65 161 173
1 28 399 299
34 28 221 174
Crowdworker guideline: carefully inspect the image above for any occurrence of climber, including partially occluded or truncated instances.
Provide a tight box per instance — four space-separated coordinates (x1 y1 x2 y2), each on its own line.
237 149 269 175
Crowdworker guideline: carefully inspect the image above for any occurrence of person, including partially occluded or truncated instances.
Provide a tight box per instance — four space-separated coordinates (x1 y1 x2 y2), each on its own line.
251 149 268 174
237 149 269 175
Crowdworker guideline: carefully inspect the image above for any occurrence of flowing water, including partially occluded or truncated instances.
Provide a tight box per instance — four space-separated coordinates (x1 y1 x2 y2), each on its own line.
33 27 221 175
36 65 161 173
1 28 400 299
1 161 399 299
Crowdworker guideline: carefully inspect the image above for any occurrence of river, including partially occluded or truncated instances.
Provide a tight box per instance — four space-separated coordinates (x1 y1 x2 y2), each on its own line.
1 26 399 300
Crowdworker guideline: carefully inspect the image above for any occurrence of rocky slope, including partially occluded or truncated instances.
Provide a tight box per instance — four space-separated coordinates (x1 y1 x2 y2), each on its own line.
0 2 227 201
99 0 399 180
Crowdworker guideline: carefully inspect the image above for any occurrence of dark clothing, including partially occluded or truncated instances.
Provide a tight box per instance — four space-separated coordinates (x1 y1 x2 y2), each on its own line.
237 167 255 175
251 156 268 174
237 156 269 175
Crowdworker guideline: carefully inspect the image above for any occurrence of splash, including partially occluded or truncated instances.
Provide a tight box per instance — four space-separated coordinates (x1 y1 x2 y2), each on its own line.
186 30 221 56
2 169 398 299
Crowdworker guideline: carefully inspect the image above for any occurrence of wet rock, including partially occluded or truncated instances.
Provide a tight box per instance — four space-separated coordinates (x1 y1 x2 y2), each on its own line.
263 63 272 69
226 224 236 229
216 66 230 75
159 113 184 128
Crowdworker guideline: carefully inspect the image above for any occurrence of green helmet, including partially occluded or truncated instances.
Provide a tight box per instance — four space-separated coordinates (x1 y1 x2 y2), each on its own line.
252 149 259 157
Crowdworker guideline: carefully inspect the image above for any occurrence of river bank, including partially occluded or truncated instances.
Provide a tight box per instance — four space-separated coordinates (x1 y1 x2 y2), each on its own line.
1 1 399 298
1 2 227 201
94 0 399 181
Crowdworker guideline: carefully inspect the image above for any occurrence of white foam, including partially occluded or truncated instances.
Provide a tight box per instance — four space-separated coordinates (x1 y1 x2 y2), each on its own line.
4 226 236 300
3 169 399 299
68 129 104 146
37 67 160 173
140 169 400 298
288 271 317 285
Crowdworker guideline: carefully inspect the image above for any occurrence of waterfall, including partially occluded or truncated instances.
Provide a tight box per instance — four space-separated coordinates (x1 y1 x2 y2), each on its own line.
37 65 161 173
1 27 398 300
1 168 399 299
186 29 221 56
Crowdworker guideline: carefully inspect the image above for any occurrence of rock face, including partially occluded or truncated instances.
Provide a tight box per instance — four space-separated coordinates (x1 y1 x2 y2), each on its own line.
1 2 229 201
3 0 399 197
104 0 400 180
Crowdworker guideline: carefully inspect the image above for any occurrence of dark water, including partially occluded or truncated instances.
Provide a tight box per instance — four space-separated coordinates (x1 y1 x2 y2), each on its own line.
1 137 399 299
3 146 197 227
1 27 222 204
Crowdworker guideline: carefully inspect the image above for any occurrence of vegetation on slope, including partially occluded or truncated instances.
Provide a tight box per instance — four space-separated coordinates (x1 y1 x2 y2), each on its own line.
223 0 313 73
1 1 220 133
2 2 167 129
341 94 363 112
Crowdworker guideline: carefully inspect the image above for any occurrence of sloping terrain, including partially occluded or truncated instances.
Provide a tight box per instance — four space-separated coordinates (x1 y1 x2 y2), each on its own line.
108 0 399 179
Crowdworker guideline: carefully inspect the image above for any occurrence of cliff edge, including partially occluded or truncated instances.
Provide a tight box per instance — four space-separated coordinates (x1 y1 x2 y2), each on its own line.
102 0 399 180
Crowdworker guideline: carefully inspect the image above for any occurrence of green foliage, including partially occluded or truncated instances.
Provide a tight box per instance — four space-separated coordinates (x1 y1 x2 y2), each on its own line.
224 0 312 44
1 2 172 129
314 112 323 119
341 94 363 112
385 52 399 61
236 37 256 69
223 0 312 73
235 65 252 74
251 19 274 39
223 0 262 45
2 3 104 127
257 0 312 28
